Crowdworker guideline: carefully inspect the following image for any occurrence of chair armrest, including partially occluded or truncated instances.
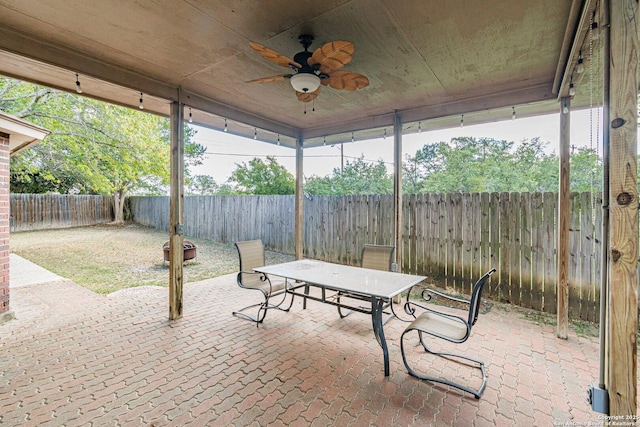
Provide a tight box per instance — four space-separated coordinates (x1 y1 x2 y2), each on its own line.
403 299 428 318
237 271 272 294
237 270 266 281
421 288 471 306
403 284 423 317
239 270 264 275
403 285 471 320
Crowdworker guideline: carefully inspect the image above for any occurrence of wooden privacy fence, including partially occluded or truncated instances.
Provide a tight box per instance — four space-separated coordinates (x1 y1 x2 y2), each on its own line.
399 192 601 322
129 195 296 251
129 192 602 321
10 194 114 232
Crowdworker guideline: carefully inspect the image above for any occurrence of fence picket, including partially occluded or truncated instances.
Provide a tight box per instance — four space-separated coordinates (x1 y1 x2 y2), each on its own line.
530 192 544 312
520 193 533 310
543 192 558 314
569 192 582 319
499 192 511 303
579 192 597 322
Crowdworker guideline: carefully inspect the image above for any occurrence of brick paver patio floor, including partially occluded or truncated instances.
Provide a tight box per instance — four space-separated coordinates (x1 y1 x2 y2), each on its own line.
1 273 636 426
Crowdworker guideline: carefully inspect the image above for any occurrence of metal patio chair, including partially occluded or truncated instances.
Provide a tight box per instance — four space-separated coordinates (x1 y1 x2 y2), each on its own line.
400 268 496 399
233 239 293 326
337 244 396 319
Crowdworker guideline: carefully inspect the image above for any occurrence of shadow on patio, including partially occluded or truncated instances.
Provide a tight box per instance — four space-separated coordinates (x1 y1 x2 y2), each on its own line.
0 272 632 426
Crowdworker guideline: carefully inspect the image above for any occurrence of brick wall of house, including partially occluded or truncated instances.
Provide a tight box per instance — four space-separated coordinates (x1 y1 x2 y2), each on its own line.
0 133 9 315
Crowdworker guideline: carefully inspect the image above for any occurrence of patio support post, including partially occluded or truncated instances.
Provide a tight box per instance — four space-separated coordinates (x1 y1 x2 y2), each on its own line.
597 0 611 394
0 132 11 324
169 100 184 320
606 0 638 416
557 96 570 340
393 111 402 273
295 136 303 260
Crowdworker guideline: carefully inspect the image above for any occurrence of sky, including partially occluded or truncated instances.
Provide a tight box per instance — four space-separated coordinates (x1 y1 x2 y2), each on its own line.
190 109 603 184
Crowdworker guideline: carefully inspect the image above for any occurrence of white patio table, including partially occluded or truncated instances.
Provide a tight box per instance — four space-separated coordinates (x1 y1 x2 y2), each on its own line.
254 259 426 376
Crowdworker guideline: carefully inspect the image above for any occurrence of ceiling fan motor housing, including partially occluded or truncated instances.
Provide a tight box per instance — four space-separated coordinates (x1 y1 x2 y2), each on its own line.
293 51 315 73
291 48 321 92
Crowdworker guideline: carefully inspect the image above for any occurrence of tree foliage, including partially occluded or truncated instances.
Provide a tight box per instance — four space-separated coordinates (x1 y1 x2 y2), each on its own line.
1 77 204 221
227 137 604 197
304 156 393 195
569 147 602 192
403 136 601 194
186 174 237 195
228 156 295 195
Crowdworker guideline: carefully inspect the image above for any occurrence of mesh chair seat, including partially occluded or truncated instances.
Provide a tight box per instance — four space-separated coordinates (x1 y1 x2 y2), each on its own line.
408 311 469 342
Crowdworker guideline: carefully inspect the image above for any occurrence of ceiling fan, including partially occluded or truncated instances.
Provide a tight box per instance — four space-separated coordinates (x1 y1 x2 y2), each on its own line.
247 35 369 103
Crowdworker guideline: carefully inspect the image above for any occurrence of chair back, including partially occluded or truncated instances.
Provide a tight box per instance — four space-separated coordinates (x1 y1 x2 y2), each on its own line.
235 240 265 286
361 244 396 271
467 268 497 327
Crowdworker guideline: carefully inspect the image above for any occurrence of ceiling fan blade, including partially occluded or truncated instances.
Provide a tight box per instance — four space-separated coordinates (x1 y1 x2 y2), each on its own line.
246 74 290 84
296 87 321 102
249 41 302 69
326 71 369 91
309 40 354 74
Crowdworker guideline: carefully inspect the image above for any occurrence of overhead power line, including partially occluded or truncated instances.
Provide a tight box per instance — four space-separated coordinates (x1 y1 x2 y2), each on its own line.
201 151 395 166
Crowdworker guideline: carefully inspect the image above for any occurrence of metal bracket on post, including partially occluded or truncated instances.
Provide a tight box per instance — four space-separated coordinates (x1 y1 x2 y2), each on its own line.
587 383 609 414
176 223 184 235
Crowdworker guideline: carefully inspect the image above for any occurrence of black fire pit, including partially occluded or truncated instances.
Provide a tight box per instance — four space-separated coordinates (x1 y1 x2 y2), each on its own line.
163 241 197 262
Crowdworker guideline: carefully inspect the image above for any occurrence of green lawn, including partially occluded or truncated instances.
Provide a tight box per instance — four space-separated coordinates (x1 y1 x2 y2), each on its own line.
11 223 293 295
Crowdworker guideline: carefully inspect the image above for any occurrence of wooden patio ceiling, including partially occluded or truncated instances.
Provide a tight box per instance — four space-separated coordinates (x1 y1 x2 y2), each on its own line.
0 0 596 148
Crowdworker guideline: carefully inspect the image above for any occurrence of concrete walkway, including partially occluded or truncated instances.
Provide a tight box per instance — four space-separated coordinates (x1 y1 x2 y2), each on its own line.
1 267 637 426
10 253 63 288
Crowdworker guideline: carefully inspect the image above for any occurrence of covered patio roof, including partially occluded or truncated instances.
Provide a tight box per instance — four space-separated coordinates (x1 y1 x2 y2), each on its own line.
0 0 595 147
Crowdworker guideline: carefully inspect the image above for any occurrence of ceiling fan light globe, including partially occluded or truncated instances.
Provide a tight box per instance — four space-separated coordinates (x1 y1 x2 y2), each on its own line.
290 73 320 93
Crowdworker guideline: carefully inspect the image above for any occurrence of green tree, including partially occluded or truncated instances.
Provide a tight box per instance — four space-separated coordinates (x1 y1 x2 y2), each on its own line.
305 156 393 195
504 137 558 192
228 156 295 194
185 174 239 195
2 77 205 222
570 147 602 192
186 175 219 195
404 136 563 193
403 143 442 194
